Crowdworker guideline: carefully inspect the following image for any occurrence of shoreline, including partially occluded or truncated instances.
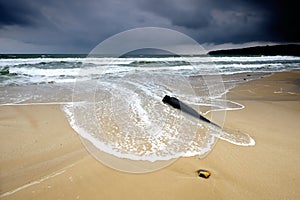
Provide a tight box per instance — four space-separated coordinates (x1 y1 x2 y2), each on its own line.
1 71 300 199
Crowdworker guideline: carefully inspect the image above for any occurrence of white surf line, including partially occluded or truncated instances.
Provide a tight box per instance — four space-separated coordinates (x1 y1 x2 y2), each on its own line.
0 170 66 198
0 161 79 198
0 101 92 107
201 100 245 115
0 102 72 106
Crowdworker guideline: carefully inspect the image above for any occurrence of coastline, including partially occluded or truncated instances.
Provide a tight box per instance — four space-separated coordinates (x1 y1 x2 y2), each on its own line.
1 71 300 199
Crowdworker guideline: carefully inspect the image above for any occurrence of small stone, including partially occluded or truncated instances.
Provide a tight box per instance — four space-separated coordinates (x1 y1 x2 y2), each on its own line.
196 169 211 179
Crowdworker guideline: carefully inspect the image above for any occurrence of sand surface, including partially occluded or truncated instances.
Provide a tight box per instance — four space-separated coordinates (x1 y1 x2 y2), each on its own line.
1 71 300 199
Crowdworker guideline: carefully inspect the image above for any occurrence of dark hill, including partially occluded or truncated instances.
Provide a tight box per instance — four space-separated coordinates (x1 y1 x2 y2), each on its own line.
208 44 300 56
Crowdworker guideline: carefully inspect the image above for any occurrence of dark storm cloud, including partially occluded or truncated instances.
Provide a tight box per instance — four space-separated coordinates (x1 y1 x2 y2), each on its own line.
138 0 299 43
259 0 300 42
0 1 39 27
0 0 298 53
1 0 173 53
137 0 211 29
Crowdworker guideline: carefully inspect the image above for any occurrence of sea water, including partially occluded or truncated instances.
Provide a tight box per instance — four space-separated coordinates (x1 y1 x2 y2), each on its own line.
1 54 300 162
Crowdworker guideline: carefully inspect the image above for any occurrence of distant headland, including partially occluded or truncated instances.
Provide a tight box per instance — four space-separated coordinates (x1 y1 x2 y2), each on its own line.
208 44 300 56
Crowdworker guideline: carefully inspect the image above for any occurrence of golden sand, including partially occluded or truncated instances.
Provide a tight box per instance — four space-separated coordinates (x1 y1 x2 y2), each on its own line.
1 71 300 199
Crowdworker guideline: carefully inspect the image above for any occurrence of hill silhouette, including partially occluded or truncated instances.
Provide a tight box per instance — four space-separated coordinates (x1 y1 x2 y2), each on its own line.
208 44 300 56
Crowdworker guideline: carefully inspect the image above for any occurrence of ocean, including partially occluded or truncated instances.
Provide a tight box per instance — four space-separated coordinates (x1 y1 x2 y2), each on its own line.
1 54 300 165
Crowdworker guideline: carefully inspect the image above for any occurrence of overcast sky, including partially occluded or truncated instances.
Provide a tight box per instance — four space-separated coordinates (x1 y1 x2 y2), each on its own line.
0 0 299 53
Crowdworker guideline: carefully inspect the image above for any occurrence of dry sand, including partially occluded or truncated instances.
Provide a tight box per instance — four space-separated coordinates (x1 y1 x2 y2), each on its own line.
1 71 300 200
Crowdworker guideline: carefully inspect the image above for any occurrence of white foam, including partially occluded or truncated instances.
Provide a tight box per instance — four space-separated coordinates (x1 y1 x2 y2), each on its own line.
215 130 255 146
0 102 75 106
9 66 80 77
0 57 83 67
62 104 174 162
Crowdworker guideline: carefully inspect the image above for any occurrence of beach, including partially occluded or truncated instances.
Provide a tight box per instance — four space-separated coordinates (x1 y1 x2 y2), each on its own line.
1 71 300 199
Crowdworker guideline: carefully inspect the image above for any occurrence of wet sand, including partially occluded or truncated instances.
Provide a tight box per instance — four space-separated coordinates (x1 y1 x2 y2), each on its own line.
1 71 300 199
